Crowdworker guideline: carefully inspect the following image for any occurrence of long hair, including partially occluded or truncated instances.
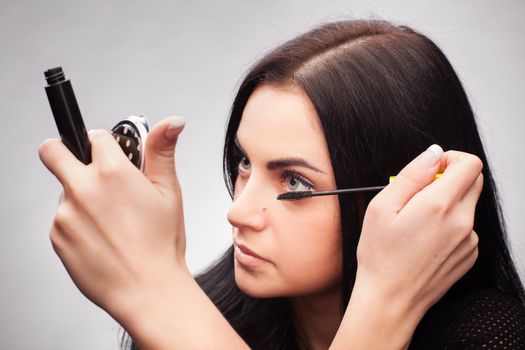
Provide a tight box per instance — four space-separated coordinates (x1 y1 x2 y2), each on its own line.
124 19 525 350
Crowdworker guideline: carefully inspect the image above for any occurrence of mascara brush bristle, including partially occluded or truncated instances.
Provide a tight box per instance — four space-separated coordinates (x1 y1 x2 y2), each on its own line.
277 191 314 201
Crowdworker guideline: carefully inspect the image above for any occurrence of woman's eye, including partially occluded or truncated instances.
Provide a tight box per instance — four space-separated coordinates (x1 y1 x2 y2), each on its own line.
239 156 251 171
284 173 312 192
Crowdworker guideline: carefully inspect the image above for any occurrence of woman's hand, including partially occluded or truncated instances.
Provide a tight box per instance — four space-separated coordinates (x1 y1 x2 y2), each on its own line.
39 117 251 349
357 145 482 317
331 145 483 350
39 116 188 318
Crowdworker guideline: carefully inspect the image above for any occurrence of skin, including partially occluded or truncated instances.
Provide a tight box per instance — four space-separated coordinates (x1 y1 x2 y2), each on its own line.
38 83 483 349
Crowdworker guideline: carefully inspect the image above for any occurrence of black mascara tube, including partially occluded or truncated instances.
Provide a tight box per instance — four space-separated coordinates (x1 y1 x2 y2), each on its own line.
44 67 91 164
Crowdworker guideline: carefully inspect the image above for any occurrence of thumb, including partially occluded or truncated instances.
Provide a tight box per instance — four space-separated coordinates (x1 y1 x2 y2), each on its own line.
375 144 443 213
144 115 186 193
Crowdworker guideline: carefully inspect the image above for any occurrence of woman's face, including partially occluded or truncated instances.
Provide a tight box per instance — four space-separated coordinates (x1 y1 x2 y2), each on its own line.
227 84 343 298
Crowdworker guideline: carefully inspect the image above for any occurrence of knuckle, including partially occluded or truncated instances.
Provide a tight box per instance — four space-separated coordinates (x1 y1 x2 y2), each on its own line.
365 198 382 218
466 154 483 173
425 197 447 217
54 204 72 230
68 182 92 203
49 226 61 244
397 168 428 188
477 173 484 187
471 231 479 247
38 139 57 161
97 160 122 180
367 197 379 211
443 150 457 159
49 227 65 255
470 246 479 267
456 218 474 238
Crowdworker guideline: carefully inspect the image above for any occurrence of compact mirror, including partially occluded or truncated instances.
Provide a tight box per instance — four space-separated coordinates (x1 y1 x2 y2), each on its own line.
110 115 150 172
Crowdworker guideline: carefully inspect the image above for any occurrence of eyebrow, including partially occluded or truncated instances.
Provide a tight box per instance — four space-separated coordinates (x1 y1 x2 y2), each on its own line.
234 137 326 174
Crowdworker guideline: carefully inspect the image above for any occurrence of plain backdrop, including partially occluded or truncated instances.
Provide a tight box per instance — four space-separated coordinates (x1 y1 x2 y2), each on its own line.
0 0 523 348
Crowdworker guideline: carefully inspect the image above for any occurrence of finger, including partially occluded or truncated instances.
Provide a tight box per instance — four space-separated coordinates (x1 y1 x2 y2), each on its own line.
89 129 129 165
373 144 443 213
39 138 84 189
52 200 104 256
430 151 483 203
438 230 479 286
459 172 484 213
427 241 478 308
446 173 484 237
144 116 186 193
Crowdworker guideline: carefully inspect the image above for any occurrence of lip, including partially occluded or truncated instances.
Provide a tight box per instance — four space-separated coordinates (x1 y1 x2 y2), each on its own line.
234 242 272 267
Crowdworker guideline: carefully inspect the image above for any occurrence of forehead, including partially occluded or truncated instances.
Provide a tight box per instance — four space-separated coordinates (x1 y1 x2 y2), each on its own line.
237 84 330 164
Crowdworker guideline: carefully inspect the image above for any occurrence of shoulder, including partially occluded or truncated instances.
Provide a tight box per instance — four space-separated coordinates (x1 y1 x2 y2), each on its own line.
409 288 525 350
445 289 525 349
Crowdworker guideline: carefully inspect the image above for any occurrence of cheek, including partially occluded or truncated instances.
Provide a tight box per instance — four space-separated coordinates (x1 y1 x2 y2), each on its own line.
233 197 343 298
273 200 343 293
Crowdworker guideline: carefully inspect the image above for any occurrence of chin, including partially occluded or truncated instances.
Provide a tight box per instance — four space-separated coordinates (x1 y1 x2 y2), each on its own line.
234 264 343 300
234 264 285 298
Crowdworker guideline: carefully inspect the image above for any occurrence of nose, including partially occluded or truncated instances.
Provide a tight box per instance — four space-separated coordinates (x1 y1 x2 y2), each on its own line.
227 173 270 232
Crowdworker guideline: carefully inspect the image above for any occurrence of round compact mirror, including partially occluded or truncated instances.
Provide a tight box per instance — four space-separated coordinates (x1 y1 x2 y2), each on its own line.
110 115 150 172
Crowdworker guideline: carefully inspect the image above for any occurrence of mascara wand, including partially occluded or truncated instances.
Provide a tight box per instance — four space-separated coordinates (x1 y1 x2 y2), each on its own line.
277 186 386 201
277 174 443 201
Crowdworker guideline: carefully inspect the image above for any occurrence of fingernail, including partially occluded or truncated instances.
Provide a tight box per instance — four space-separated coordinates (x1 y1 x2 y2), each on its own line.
165 116 186 139
418 144 443 167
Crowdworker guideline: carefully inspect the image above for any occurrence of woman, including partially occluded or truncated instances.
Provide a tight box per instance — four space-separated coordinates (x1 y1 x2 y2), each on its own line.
39 20 525 349
194 20 525 349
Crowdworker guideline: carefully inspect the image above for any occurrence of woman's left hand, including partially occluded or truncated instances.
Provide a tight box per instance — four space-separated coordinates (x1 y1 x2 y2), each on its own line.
331 146 483 350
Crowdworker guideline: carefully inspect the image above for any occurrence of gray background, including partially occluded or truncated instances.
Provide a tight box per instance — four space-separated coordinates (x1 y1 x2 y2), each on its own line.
1 0 523 348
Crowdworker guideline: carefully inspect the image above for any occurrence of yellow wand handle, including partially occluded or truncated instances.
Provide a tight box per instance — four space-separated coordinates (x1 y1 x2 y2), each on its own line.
389 173 443 183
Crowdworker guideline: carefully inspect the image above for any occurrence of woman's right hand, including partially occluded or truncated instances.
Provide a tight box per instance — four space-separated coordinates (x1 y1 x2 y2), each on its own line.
39 116 190 322
332 145 483 349
40 117 251 350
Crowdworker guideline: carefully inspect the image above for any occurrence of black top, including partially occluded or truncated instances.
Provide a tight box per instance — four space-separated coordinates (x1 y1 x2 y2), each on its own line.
408 289 525 349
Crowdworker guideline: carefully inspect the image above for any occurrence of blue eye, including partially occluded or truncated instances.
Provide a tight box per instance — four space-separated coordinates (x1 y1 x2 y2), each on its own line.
283 172 313 192
239 156 251 171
